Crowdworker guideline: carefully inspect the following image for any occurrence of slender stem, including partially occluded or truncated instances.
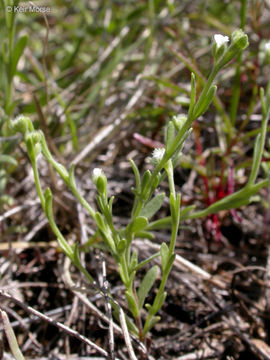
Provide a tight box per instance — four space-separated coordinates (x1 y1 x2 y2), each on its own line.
229 0 247 127
169 215 179 255
165 160 175 199
30 156 45 209
70 183 96 219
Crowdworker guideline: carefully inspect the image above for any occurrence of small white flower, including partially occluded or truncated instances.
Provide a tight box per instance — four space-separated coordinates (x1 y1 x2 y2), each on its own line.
151 148 165 165
265 41 270 52
152 147 165 160
92 168 103 180
214 34 229 48
92 168 107 194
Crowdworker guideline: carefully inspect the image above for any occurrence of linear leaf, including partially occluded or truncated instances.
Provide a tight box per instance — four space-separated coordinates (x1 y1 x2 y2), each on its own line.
138 265 158 309
11 35 28 78
160 242 169 272
140 193 165 219
130 216 148 233
0 154 17 166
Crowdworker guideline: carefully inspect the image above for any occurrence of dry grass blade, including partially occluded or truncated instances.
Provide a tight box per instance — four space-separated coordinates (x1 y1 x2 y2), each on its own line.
0 291 109 358
63 257 147 358
0 309 25 360
72 85 145 165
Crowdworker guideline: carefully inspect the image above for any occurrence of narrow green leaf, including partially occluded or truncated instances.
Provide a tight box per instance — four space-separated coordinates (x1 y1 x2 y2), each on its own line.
138 265 158 309
95 212 106 231
108 196 114 212
146 216 171 230
0 154 17 166
125 290 139 317
188 72 196 117
248 133 261 186
129 159 141 192
94 213 116 254
130 216 148 233
130 250 138 272
165 121 175 152
164 254 176 275
144 315 160 334
160 242 169 272
180 205 196 220
129 270 136 286
140 192 165 219
118 266 127 285
73 242 81 267
117 239 126 253
141 170 151 191
11 35 28 78
152 292 167 314
134 231 154 240
194 85 217 118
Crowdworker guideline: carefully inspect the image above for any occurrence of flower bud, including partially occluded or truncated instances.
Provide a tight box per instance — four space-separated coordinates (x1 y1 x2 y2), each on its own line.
10 115 31 134
34 143 42 157
92 168 107 195
25 131 42 162
172 114 187 131
231 29 249 51
25 130 42 145
216 29 249 69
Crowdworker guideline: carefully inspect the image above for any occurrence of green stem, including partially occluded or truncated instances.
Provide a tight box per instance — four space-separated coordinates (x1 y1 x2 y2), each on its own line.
131 66 220 221
30 155 45 209
247 89 270 186
165 160 175 199
69 183 96 219
170 48 232 137
229 0 247 127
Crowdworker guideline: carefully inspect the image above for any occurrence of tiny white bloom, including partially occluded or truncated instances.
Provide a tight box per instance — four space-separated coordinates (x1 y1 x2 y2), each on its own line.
265 41 270 51
92 168 107 194
214 34 229 48
151 148 165 164
93 168 103 179
15 114 25 121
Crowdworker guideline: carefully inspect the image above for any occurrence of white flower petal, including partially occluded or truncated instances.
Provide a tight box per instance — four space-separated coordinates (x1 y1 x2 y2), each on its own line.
265 41 270 51
214 34 229 48
152 148 165 161
93 168 103 179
